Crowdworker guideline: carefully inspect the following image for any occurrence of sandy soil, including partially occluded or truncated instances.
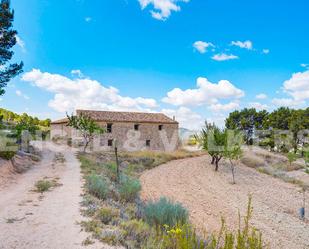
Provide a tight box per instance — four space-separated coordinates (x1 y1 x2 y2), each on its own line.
0 142 112 249
140 155 309 249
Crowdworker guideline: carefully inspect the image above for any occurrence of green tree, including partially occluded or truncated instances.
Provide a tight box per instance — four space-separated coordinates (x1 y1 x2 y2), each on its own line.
225 108 269 145
66 113 105 152
289 109 308 153
224 131 243 184
267 107 292 130
197 122 226 171
0 0 23 96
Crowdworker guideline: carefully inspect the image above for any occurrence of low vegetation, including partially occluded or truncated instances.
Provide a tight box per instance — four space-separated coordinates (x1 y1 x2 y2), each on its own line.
34 180 53 193
79 151 266 248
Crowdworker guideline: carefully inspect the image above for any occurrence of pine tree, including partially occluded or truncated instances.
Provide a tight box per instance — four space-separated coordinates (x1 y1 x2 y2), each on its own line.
0 0 23 96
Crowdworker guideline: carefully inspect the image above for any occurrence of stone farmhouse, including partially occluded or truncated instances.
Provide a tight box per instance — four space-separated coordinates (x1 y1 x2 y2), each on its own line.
50 110 179 152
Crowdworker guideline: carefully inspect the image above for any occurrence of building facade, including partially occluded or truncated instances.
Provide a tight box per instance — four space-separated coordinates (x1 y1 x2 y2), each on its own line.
50 110 179 152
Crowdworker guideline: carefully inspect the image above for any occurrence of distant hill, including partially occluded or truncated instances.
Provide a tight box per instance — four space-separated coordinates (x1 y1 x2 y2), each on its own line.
179 127 198 141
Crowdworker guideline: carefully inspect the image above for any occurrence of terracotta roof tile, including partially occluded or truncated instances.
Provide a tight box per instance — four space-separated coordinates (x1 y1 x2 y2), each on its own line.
51 118 69 124
76 110 178 124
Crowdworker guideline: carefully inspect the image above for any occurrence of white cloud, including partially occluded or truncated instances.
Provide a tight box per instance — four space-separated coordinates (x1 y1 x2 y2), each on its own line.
138 0 189 21
16 90 30 100
0 98 2 101
256 93 267 99
272 98 304 107
282 70 309 100
22 69 158 113
193 41 214 54
212 53 239 61
301 63 309 69
85 17 92 22
71 69 84 78
209 101 239 112
162 77 244 106
162 107 203 130
15 35 26 52
231 40 253 50
248 102 268 110
262 49 270 54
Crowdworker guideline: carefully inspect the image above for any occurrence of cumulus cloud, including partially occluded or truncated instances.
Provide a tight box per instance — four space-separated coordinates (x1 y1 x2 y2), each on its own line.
162 77 244 106
282 70 309 101
162 107 203 130
16 90 30 100
231 40 253 50
193 41 214 54
138 0 189 20
256 93 267 99
209 101 239 112
15 35 26 52
262 49 270 54
248 102 268 110
22 69 157 113
212 53 239 61
272 98 305 107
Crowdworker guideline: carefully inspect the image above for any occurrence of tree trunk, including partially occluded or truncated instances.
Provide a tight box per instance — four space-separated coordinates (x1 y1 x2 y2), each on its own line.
215 157 219 171
211 156 215 165
230 159 236 184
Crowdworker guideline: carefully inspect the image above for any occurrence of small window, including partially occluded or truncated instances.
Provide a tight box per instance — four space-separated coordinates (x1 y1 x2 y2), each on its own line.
158 125 163 131
107 123 113 133
134 124 139 131
146 140 151 147
108 139 113 147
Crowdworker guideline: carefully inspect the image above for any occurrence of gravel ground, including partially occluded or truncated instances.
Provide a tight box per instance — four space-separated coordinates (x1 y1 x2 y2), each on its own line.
0 142 114 249
140 155 309 249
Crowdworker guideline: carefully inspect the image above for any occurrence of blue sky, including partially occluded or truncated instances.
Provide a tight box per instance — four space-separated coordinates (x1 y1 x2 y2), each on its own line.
1 0 309 129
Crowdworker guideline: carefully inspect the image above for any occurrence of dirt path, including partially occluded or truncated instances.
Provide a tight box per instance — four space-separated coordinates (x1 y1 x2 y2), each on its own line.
0 142 109 249
140 155 309 249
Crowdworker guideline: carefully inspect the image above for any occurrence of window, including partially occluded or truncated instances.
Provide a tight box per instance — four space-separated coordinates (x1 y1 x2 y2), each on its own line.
158 125 163 131
107 123 113 133
134 124 139 131
108 139 113 147
146 140 151 147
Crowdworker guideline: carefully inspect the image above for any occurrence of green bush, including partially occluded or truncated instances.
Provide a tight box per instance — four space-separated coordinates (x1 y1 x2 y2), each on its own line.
35 180 53 193
0 151 16 160
96 207 119 224
87 174 108 199
119 175 141 202
120 219 153 248
143 197 188 229
105 162 118 181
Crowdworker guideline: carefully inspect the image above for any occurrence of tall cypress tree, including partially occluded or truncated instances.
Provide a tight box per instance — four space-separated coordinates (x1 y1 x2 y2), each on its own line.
0 0 23 96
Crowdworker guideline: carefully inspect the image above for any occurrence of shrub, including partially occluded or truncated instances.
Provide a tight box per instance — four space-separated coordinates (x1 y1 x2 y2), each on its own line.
119 175 141 202
0 151 16 160
35 180 53 193
96 207 119 224
87 174 108 199
104 162 118 181
241 155 264 169
120 219 153 248
143 197 188 229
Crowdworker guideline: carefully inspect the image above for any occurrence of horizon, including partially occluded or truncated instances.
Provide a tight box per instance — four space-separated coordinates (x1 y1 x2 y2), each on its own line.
1 0 309 129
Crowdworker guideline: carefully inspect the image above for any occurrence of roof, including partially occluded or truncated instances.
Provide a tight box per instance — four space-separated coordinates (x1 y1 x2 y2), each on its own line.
76 110 178 124
51 118 69 124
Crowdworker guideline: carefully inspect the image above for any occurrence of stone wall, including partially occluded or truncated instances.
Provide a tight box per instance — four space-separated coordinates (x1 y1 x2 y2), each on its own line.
51 121 179 152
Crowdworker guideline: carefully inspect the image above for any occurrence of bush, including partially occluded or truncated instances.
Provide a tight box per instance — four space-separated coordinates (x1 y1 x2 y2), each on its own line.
143 197 188 229
96 207 119 224
105 162 118 181
120 219 153 248
0 151 16 160
87 174 108 199
119 175 141 202
35 180 53 193
241 155 264 168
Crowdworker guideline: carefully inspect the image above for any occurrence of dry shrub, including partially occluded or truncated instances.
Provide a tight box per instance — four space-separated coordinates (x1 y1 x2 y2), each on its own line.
241 155 265 168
